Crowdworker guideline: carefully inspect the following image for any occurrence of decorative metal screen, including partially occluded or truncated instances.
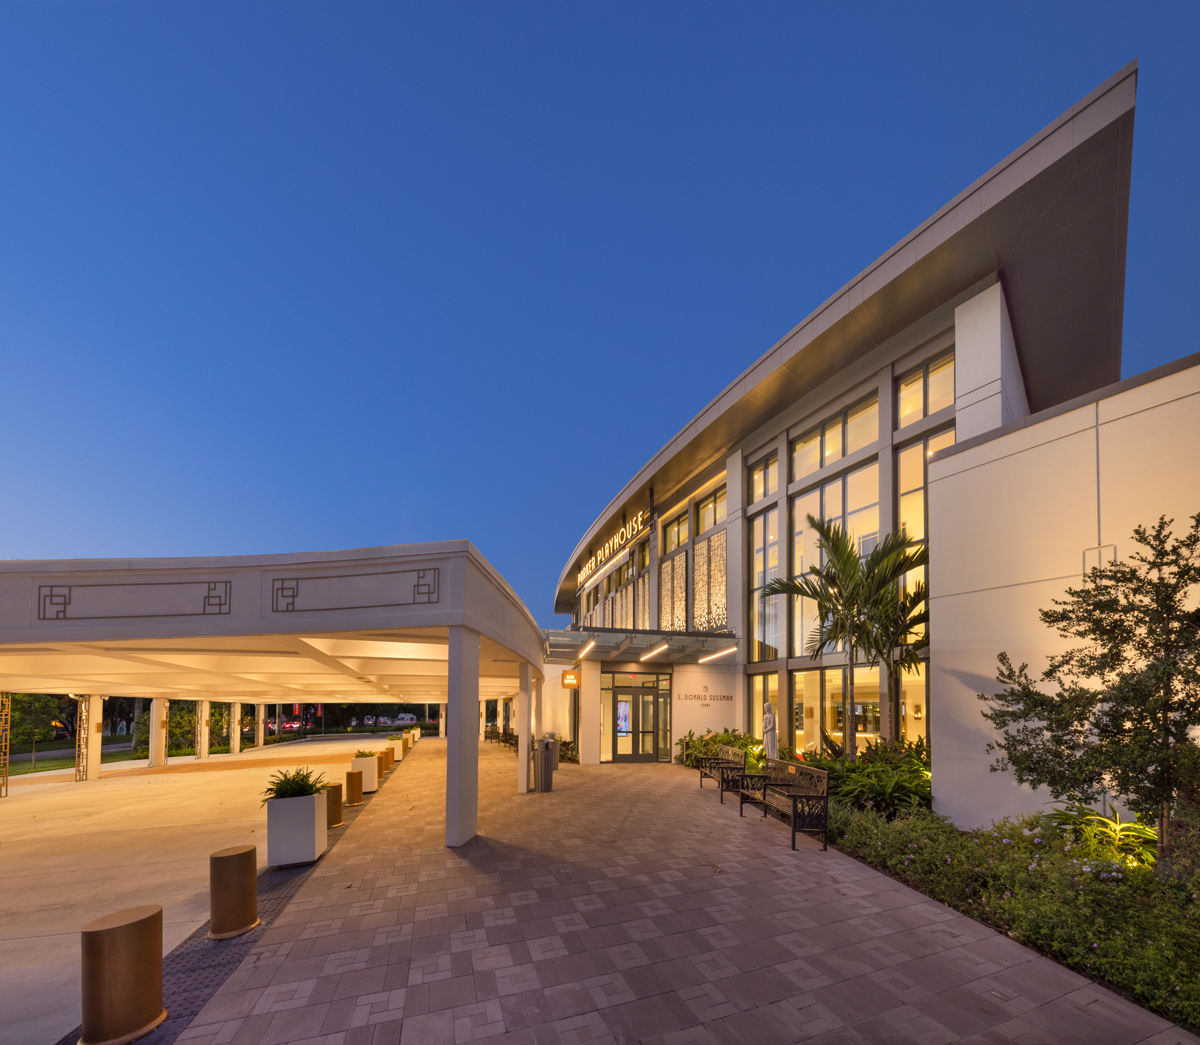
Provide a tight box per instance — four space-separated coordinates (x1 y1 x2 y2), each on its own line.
75 697 89 781
0 692 10 798
636 573 649 630
692 529 728 632
659 553 688 631
195 700 203 757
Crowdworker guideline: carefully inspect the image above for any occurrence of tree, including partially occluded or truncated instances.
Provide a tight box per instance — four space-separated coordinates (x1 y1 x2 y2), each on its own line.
862 561 930 744
11 694 64 769
979 513 1200 867
764 515 927 758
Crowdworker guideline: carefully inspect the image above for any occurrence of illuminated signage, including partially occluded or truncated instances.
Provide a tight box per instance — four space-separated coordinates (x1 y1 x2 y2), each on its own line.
561 669 580 688
577 510 647 588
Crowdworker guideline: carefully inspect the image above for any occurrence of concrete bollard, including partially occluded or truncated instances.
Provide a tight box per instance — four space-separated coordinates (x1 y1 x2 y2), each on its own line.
80 905 168 1045
326 782 344 827
346 769 363 806
208 845 259 940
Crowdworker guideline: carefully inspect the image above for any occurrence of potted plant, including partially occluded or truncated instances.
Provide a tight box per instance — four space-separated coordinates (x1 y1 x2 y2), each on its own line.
351 749 379 792
262 766 328 866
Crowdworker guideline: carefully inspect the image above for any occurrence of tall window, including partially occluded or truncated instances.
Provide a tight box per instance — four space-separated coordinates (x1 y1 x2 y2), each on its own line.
748 673 778 739
662 511 689 553
790 489 821 657
897 350 955 429
792 395 879 482
896 426 955 634
749 507 782 660
749 452 778 503
696 486 727 533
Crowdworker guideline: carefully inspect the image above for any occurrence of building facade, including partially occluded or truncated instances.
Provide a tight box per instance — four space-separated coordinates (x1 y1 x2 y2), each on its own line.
541 62 1196 828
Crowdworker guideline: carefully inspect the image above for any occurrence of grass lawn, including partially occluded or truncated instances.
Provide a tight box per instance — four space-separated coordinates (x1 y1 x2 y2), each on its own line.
8 751 145 776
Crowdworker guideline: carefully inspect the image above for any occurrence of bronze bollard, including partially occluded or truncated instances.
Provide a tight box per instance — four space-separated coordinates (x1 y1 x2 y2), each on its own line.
79 905 168 1045
208 845 259 940
346 769 363 806
326 782 344 827
376 751 385 779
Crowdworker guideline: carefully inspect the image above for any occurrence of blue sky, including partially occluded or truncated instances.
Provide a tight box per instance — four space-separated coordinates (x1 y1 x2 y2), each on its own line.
1 3 1197 625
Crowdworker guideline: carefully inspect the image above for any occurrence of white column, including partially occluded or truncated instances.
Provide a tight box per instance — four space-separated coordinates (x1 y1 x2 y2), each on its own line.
149 698 168 768
229 702 241 754
255 704 265 748
439 703 446 737
517 663 532 794
197 700 211 759
445 626 480 847
579 658 601 765
275 703 282 737
82 695 104 781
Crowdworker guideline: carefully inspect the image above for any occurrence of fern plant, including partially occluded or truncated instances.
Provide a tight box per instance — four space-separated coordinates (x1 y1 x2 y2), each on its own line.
261 766 327 804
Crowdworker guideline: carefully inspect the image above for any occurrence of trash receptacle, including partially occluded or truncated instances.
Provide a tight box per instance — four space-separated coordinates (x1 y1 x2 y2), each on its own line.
547 736 560 768
532 738 554 792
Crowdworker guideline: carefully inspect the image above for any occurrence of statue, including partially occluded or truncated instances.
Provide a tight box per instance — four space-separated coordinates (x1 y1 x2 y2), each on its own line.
762 700 778 760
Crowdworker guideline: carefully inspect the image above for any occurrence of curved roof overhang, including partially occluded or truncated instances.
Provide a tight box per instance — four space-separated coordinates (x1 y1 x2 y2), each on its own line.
0 540 545 701
555 61 1137 614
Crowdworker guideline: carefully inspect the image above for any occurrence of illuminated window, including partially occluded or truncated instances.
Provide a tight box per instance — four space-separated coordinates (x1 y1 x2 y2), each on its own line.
749 452 778 503
791 395 877 482
749 506 782 661
895 425 955 635
662 511 689 553
748 673 778 739
897 350 955 429
791 431 820 482
696 486 727 534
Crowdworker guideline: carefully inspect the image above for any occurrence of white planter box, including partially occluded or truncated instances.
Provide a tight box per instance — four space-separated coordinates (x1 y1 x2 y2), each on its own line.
266 792 328 867
352 756 379 792
392 740 403 761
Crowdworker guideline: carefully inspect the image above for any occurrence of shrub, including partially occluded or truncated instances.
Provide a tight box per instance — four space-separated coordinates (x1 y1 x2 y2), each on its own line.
829 802 1200 1027
261 766 327 804
675 728 763 770
786 745 931 819
354 749 375 759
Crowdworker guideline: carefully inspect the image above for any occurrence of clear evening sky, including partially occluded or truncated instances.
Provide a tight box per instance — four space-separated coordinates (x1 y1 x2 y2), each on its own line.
1 3 1196 626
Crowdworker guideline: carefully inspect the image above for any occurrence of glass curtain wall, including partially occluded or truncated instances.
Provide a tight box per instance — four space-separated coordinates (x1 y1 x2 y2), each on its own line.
749 507 782 661
747 673 777 740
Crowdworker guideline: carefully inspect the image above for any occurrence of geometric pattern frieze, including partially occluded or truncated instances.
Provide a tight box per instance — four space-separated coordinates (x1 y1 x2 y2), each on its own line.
271 567 440 613
37 580 232 621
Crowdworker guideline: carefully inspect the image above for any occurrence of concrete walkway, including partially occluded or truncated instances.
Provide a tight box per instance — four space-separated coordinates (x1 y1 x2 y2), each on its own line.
175 742 1198 1045
0 736 386 1045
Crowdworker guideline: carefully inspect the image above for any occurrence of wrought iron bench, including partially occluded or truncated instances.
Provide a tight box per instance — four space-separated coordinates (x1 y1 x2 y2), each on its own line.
697 744 748 804
484 725 500 743
738 757 828 850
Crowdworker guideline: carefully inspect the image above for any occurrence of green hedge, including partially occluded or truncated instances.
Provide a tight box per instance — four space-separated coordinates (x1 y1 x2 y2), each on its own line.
829 802 1200 1029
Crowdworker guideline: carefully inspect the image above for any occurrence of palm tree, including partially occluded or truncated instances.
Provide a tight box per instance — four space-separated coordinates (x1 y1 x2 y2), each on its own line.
763 514 927 758
861 547 929 744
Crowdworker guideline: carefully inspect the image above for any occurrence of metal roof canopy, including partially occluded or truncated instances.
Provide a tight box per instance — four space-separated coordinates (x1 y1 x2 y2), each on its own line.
543 627 738 665
0 541 544 703
555 62 1138 614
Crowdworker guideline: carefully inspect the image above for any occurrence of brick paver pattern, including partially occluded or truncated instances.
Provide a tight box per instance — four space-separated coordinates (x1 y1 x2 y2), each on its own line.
175 740 1199 1045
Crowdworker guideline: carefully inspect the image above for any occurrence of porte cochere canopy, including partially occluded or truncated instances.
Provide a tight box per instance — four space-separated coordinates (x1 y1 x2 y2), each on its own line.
0 540 545 846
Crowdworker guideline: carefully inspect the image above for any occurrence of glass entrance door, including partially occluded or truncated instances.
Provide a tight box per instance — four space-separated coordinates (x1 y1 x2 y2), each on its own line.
612 687 658 762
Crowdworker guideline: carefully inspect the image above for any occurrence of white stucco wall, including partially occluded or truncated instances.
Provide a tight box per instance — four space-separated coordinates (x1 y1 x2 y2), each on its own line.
671 663 741 752
928 361 1200 828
